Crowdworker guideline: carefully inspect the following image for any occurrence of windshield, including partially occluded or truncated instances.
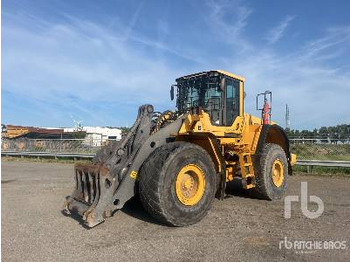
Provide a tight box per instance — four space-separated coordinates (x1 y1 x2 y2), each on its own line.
176 74 223 123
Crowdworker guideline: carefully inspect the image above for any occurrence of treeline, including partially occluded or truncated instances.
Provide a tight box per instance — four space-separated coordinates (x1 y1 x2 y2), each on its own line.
286 124 350 139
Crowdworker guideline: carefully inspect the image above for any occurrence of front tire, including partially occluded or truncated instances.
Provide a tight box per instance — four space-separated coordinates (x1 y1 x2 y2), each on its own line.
253 143 288 200
139 142 217 226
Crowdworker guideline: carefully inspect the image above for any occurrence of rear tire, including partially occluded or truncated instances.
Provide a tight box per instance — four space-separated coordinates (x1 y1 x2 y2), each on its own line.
139 142 217 226
253 143 288 200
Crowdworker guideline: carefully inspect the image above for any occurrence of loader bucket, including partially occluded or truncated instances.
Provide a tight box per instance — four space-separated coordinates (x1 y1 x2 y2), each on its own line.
63 104 156 227
63 104 184 227
64 163 116 227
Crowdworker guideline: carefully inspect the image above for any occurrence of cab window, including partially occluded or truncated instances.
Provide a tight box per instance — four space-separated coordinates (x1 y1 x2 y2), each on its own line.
225 78 240 126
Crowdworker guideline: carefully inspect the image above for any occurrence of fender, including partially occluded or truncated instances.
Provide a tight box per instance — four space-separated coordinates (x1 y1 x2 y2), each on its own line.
255 124 293 175
176 133 226 200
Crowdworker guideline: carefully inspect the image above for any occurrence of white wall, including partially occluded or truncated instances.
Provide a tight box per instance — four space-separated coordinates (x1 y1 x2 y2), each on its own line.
63 126 122 146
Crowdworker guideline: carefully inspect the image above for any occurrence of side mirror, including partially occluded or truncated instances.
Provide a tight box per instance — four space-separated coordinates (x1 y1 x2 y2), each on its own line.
220 78 226 91
170 85 175 101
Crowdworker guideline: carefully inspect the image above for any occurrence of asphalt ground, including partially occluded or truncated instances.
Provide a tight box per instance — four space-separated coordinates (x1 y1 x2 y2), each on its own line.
2 161 350 261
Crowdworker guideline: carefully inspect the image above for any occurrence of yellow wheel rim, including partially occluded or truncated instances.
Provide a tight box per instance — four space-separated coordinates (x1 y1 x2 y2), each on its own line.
272 159 284 187
175 164 205 206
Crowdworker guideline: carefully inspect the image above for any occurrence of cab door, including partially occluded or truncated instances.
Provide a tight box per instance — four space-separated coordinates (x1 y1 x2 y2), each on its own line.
223 77 240 126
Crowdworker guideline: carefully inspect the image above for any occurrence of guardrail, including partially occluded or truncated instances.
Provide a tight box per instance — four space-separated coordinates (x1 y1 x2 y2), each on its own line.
1 151 95 160
296 159 350 173
296 160 350 167
2 151 350 172
1 138 119 154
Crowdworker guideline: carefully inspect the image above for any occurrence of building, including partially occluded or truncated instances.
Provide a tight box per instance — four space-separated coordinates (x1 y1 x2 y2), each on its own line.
1 123 122 147
2 124 65 139
63 126 122 146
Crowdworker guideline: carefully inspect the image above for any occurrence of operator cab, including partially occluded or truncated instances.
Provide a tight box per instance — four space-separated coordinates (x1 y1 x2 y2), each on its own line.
171 70 245 126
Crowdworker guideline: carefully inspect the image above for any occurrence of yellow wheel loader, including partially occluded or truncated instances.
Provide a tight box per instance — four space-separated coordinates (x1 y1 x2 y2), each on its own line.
64 70 297 227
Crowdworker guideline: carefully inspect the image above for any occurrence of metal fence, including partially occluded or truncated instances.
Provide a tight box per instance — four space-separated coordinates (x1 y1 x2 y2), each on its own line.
2 138 350 165
1 138 119 154
290 138 350 144
2 138 350 172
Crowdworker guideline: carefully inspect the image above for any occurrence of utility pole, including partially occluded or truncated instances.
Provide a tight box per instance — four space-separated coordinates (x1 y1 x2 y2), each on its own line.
285 104 290 130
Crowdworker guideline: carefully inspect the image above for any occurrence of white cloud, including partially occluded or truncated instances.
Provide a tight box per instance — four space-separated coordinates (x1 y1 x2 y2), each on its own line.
204 0 253 51
265 15 295 44
3 23 164 101
204 6 350 129
304 26 350 59
2 12 193 126
2 3 350 129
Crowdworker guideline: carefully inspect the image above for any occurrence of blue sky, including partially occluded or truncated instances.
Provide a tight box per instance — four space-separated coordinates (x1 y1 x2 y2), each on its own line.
2 0 350 129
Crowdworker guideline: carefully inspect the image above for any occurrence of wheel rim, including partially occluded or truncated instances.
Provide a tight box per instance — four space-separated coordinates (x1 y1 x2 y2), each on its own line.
272 159 284 187
175 164 205 206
